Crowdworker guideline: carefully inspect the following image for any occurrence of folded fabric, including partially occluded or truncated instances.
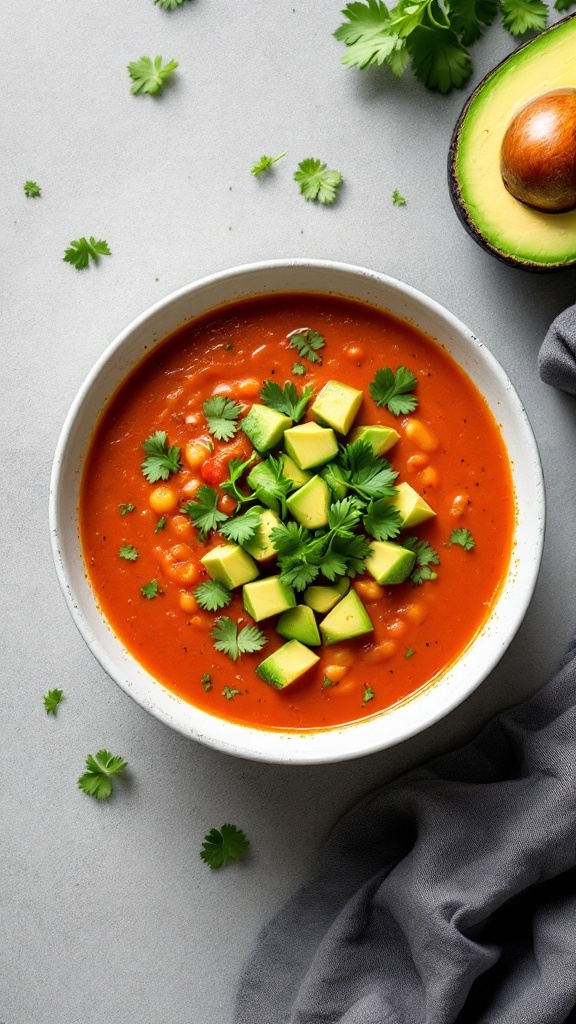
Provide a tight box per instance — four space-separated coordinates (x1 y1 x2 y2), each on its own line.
539 302 576 394
235 642 576 1024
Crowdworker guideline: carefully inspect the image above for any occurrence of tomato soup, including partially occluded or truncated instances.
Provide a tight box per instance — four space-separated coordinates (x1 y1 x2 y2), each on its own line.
80 293 515 731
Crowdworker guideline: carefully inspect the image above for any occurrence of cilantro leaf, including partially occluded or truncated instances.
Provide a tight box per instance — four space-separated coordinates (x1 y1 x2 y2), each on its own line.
251 152 286 176
407 23 472 93
500 0 547 34
154 0 191 8
222 686 241 700
155 516 166 532
287 328 326 364
141 430 181 482
127 55 178 95
330 533 372 577
404 536 440 584
249 456 292 518
221 454 257 505
24 180 41 197
338 439 398 500
201 673 212 691
63 236 111 270
43 688 63 715
448 0 498 46
140 579 162 599
363 684 375 703
292 362 306 376
194 579 233 612
327 497 363 536
449 527 475 550
294 159 343 204
405 647 415 658
364 499 402 540
260 380 314 423
392 188 406 206
118 502 136 516
369 365 418 416
181 485 229 539
203 396 243 441
554 0 573 9
211 617 267 661
119 544 138 561
334 0 400 69
220 506 261 545
77 750 127 801
200 824 250 870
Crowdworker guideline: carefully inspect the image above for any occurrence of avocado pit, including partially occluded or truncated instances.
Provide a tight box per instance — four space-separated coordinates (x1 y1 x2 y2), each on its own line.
500 88 576 213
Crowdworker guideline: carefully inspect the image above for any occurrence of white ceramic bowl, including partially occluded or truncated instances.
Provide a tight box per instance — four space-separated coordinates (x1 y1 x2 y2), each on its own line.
50 260 545 764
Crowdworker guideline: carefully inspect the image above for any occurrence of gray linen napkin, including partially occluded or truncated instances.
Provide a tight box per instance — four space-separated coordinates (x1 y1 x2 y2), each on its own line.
235 322 576 1024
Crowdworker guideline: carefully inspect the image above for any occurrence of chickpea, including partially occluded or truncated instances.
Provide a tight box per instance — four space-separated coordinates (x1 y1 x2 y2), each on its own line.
323 665 350 683
407 453 429 473
405 602 427 625
344 343 365 363
404 418 439 453
181 477 201 498
362 641 397 664
386 619 408 639
323 645 354 667
354 580 385 603
237 378 261 399
149 485 179 514
169 562 199 586
449 494 469 518
179 592 199 614
418 466 440 489
185 440 212 470
170 515 194 540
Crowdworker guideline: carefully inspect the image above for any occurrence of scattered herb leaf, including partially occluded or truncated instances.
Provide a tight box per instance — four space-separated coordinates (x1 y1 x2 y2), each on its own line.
43 688 63 715
222 686 242 700
220 506 261 545
404 537 440 585
201 673 213 692
369 366 418 416
63 237 111 271
392 189 406 206
338 440 398 501
141 430 181 482
140 579 162 599
77 750 127 801
322 676 337 688
287 327 326 364
194 579 233 612
364 498 402 540
181 485 229 539
155 516 166 532
127 55 178 95
119 544 138 561
211 617 267 661
405 647 415 659
449 527 475 550
118 502 136 516
251 152 286 176
154 0 191 8
220 454 257 505
501 0 547 35
260 380 314 423
363 684 375 703
203 396 243 442
294 158 343 204
292 362 306 376
200 824 250 870
24 180 42 197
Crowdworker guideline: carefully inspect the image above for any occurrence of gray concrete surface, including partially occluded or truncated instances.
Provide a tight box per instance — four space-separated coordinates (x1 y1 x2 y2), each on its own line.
2 2 576 1022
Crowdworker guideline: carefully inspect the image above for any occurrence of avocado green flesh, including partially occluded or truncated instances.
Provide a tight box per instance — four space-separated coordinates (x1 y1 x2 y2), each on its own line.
450 14 576 269
319 590 374 646
256 640 320 689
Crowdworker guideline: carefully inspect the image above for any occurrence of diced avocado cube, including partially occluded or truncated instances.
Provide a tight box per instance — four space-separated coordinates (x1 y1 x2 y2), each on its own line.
243 574 296 621
247 461 284 515
241 404 292 451
277 605 321 646
321 463 349 499
349 424 400 456
303 577 350 614
311 380 363 435
390 482 436 529
286 475 331 529
319 590 374 646
283 422 338 471
256 640 320 690
242 506 281 562
365 540 416 585
280 454 312 491
201 543 259 589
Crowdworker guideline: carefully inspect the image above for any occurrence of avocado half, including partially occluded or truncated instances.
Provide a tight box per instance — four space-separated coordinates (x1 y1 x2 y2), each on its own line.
449 14 576 273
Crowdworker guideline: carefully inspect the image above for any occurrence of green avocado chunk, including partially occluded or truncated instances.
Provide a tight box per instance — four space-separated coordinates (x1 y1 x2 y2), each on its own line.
365 540 416 585
242 506 281 562
280 454 312 491
242 404 292 451
200 543 259 589
449 15 576 271
256 640 320 689
319 590 374 646
286 475 331 529
284 422 338 471
310 380 363 435
349 424 400 456
277 605 321 646
303 576 350 614
391 482 436 529
242 575 296 622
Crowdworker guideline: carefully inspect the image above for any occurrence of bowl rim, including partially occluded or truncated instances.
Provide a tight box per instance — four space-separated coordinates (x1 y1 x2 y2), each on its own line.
49 258 545 764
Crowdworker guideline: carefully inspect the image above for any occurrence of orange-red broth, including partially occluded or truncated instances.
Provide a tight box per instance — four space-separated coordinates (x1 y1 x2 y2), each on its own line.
80 293 515 731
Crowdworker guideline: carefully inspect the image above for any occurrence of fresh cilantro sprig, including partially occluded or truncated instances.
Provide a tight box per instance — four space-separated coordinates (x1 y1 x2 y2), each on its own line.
271 498 371 590
211 617 267 661
77 750 127 801
292 362 306 376
222 686 242 700
194 579 233 612
118 502 136 516
43 688 63 715
24 180 41 197
363 684 375 703
200 824 250 870
220 454 257 505
369 366 418 416
141 579 162 599
260 381 314 423
251 152 286 176
119 544 138 561
141 431 181 482
127 55 178 95
449 527 475 550
203 396 243 441
287 328 326 364
294 159 343 204
201 673 212 691
404 536 440 585
181 485 229 539
64 237 111 270
364 498 402 540
338 440 398 501
220 506 261 545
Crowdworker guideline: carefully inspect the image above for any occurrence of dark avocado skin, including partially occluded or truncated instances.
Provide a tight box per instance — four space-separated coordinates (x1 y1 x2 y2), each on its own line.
448 13 576 274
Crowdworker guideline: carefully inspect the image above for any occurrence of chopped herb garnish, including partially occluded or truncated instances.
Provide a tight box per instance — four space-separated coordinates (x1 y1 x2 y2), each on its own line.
119 544 138 561
203 396 243 442
392 189 406 206
271 498 371 590
155 516 166 532
363 684 375 703
222 686 242 700
404 537 440 585
127 55 178 95
449 527 475 550
63 237 111 271
181 485 229 539
220 454 257 505
118 502 136 516
211 617 267 661
287 327 325 364
338 440 398 501
249 455 292 518
201 673 212 692
405 647 415 659
364 498 402 540
251 152 286 176
140 579 162 599
292 362 306 376
77 750 127 801
260 380 314 423
220 506 261 545
141 430 181 482
369 366 418 416
194 579 233 612
24 180 41 197
322 676 337 688
200 824 250 870
294 158 343 204
154 0 191 8
43 688 63 715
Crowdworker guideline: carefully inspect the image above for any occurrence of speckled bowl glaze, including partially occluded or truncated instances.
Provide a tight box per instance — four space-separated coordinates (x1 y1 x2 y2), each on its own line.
49 260 545 764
